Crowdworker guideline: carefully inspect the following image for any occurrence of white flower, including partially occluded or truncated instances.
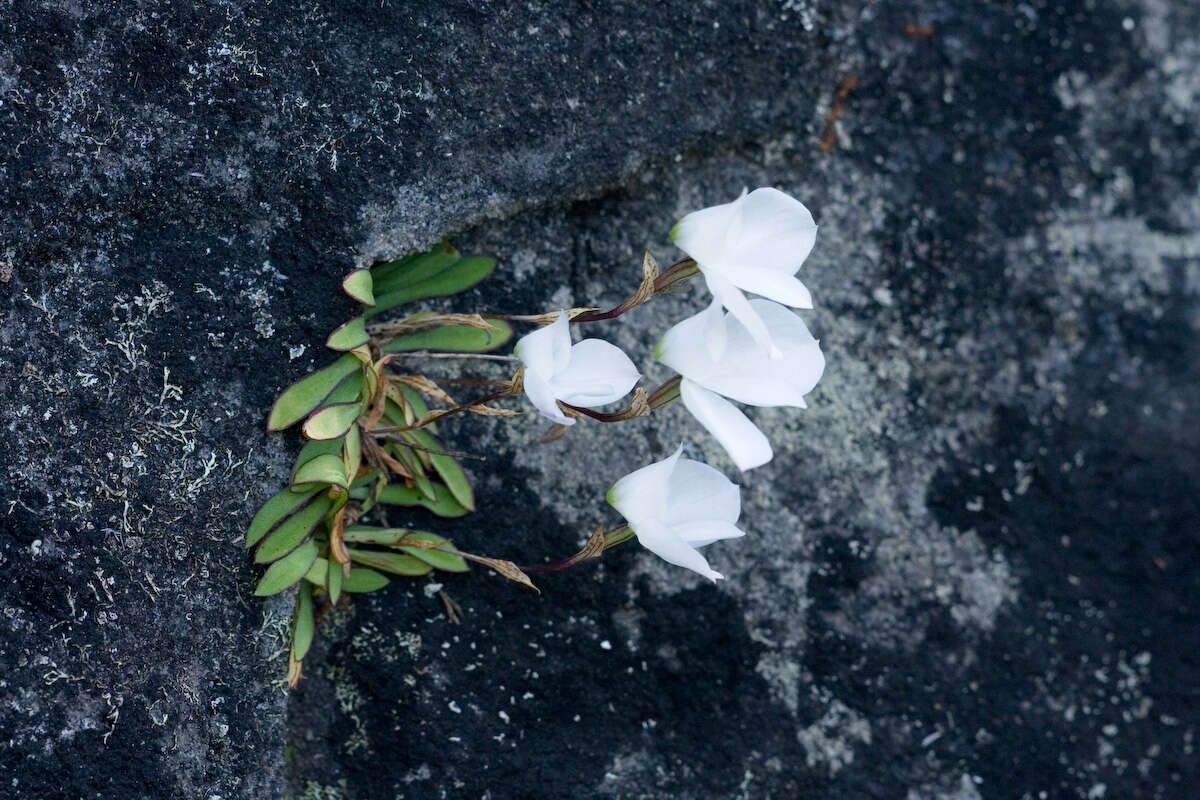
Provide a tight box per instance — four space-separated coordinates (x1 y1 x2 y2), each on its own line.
656 299 824 471
670 187 817 355
514 311 640 425
607 446 745 582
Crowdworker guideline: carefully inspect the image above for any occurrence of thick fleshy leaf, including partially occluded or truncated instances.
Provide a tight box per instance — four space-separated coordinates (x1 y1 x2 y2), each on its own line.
292 581 315 660
366 256 495 318
343 425 361 480
343 567 389 593
550 339 640 408
399 532 469 572
347 547 433 576
376 483 470 517
343 525 407 545
267 353 360 431
304 557 329 587
255 493 334 564
326 317 369 351
370 251 423 286
342 269 375 305
291 453 349 490
246 486 321 548
391 385 436 432
679 379 772 471
291 438 343 485
514 311 572 378
389 439 437 499
303 402 362 441
380 319 513 354
373 248 460 295
403 428 474 510
326 370 365 405
327 557 344 604
255 540 320 596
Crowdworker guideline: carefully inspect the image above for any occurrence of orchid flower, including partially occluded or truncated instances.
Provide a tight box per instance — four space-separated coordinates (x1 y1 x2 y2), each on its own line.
514 311 640 425
607 445 745 581
670 187 817 356
656 299 824 471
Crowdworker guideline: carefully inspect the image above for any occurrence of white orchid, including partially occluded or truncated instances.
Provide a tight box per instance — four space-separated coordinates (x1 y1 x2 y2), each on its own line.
670 187 817 355
656 299 824 471
514 311 640 425
607 445 745 582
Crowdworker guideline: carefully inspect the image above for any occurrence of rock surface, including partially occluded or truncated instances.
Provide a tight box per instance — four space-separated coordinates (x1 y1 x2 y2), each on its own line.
3 1 1199 799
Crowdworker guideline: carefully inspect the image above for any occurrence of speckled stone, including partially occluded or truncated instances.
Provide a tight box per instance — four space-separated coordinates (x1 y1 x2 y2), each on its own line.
2 1 1198 799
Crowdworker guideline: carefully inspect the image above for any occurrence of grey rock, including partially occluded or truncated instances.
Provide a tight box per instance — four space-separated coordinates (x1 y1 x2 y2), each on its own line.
2 0 1199 799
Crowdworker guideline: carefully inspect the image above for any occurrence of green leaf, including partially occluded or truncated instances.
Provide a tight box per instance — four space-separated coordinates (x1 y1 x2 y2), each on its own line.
327 370 365 404
292 582 315 660
327 558 343 604
342 525 407 545
246 486 321 548
399 532 470 572
326 317 369 351
255 494 334 564
377 482 470 518
342 269 375 305
385 442 436 500
291 438 343 485
291 453 349 490
303 402 362 441
404 428 474 510
372 248 460 295
365 256 496 318
347 547 433 576
393 384 435 432
343 567 389 593
343 425 362 482
380 318 512 353
304 557 329 587
370 251 424 286
267 353 361 431
255 540 320 596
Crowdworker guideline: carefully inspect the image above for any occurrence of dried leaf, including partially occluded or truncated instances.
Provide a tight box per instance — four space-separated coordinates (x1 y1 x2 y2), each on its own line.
397 532 470 572
469 556 539 593
391 374 457 405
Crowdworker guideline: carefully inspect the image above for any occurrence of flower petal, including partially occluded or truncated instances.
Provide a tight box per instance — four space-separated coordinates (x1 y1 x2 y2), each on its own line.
663 458 741 527
669 192 744 267
672 520 746 548
523 369 574 426
727 187 817 274
726 267 813 309
655 302 723 380
632 519 725 582
513 310 571 379
607 445 683 528
550 338 640 407
703 270 779 357
695 300 825 407
680 379 773 471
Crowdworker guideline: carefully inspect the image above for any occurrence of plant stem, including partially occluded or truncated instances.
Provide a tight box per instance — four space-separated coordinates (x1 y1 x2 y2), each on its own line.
646 375 682 409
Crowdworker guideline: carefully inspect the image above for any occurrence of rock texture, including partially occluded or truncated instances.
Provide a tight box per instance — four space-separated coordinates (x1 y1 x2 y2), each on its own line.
3 1 1198 799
